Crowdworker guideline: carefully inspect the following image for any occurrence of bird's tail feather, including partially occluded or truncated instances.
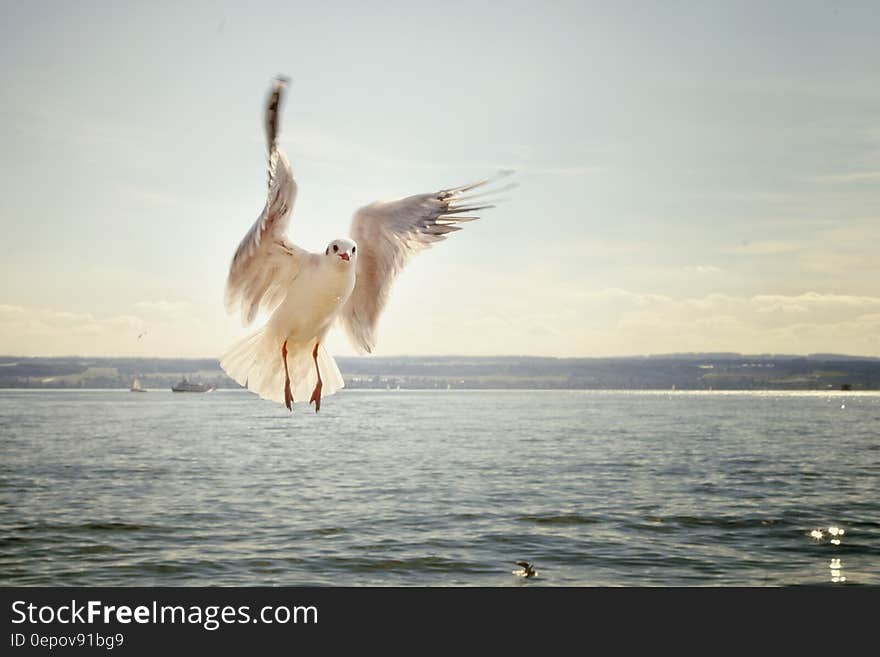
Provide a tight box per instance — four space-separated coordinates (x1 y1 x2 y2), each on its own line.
220 328 344 406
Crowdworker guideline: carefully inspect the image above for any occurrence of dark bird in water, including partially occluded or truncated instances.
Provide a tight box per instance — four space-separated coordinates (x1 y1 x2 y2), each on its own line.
513 561 537 578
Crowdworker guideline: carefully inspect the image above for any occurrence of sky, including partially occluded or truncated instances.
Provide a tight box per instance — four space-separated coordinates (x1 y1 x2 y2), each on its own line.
1 0 879 358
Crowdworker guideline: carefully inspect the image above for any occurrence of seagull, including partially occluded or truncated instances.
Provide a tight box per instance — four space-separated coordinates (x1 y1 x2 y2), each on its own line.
220 77 511 411
512 561 537 578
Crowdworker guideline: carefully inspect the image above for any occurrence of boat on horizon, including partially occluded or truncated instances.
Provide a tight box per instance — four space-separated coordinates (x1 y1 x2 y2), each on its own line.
171 377 214 393
130 378 147 393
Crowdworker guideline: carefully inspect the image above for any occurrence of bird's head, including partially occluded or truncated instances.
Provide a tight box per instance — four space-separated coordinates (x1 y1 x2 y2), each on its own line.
325 238 357 264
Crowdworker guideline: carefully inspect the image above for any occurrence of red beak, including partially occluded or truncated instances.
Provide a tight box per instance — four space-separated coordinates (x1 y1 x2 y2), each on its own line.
339 253 350 261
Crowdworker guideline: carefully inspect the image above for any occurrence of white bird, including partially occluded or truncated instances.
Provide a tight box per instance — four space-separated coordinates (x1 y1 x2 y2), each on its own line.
220 78 510 411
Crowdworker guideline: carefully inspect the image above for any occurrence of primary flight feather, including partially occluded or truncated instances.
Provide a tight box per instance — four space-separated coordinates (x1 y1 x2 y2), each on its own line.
221 77 510 411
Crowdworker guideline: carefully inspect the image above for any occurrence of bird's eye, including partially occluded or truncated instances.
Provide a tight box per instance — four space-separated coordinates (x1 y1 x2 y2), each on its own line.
332 245 338 252
352 246 356 254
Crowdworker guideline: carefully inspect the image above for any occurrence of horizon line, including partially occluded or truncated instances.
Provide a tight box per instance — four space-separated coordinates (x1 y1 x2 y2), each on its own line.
2 352 879 361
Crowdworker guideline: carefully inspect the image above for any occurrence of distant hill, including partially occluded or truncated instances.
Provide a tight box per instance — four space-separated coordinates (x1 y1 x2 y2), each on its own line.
1 354 878 390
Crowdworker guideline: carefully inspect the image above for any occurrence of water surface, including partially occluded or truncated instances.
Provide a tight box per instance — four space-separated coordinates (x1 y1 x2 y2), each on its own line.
1 389 877 586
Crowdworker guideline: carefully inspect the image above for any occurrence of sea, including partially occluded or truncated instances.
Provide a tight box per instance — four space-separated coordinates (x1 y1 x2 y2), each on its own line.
1 389 878 586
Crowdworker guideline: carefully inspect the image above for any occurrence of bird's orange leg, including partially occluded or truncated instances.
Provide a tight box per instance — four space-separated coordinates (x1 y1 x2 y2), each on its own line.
282 339 293 411
309 342 323 412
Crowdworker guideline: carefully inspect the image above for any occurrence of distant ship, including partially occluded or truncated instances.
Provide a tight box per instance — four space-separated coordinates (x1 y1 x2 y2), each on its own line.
171 377 214 393
130 378 147 392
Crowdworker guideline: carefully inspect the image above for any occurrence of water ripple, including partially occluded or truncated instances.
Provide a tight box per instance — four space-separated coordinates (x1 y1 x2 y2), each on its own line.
2 389 879 586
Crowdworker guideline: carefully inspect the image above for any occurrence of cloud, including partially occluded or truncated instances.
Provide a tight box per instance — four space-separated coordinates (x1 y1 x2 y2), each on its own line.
722 240 804 255
685 265 722 274
524 166 601 177
807 171 880 184
7 98 149 152
370 278 880 357
4 287 880 359
578 288 674 306
279 125 598 178
751 292 880 309
604 291 880 355
0 303 234 358
131 300 192 316
0 305 144 353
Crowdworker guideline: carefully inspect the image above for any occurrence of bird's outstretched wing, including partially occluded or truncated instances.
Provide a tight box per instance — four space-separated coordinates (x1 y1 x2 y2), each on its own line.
225 77 307 326
341 172 513 353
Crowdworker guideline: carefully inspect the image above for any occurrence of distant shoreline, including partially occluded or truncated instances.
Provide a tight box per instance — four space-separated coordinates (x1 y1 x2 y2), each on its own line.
2 353 879 392
2 388 876 394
